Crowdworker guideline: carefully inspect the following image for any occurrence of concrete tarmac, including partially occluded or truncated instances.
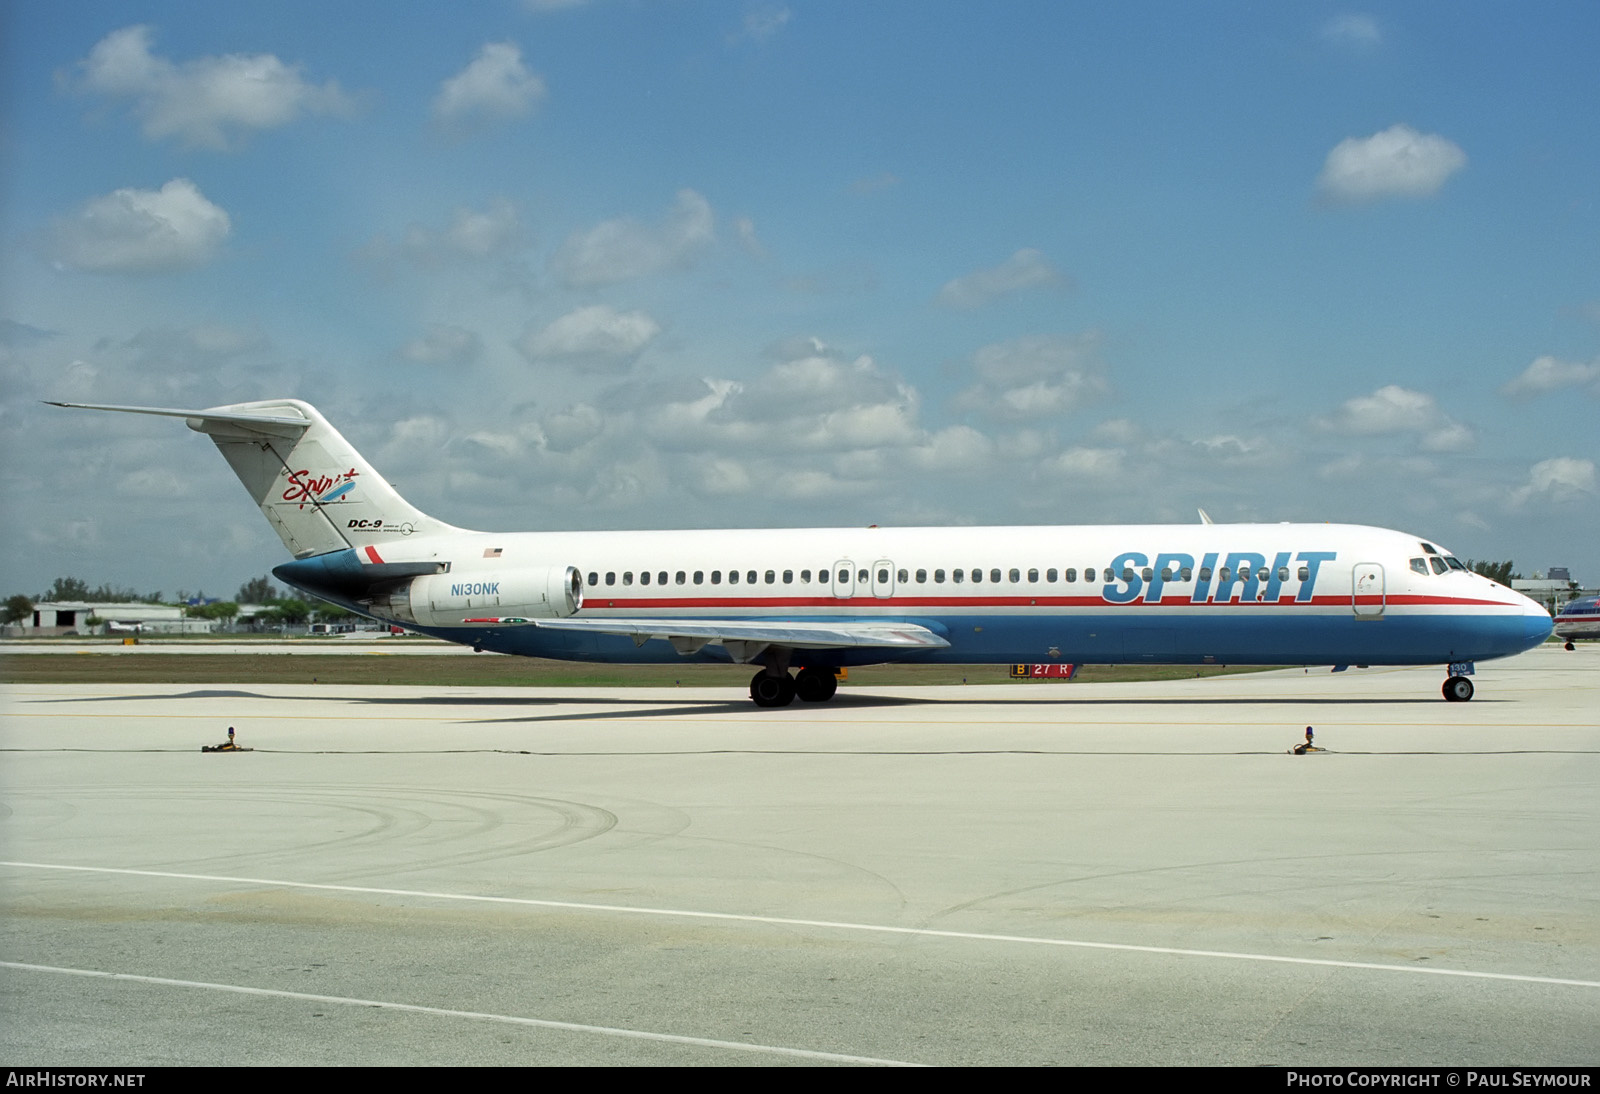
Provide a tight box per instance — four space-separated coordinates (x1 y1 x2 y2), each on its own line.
2 645 1596 1066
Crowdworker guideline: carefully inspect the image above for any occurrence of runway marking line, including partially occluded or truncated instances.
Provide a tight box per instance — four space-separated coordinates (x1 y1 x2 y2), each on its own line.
0 960 921 1066
5 860 1597 990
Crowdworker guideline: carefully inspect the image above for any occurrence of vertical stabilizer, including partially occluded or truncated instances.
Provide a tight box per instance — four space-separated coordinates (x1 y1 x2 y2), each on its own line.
48 398 460 557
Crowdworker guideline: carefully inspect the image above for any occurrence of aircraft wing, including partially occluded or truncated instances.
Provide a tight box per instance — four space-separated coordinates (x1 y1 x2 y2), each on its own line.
480 617 950 662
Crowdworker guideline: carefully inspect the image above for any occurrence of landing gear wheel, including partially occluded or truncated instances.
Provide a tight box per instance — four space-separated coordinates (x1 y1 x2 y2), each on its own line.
750 670 796 708
1566 641 1576 651
1442 676 1474 702
795 667 839 703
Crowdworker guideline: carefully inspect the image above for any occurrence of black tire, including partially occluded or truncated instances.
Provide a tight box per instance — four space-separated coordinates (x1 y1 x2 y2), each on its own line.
750 670 796 708
1442 676 1474 702
795 667 839 703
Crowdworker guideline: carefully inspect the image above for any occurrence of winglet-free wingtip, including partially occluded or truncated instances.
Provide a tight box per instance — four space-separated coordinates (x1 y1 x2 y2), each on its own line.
1197 508 1214 525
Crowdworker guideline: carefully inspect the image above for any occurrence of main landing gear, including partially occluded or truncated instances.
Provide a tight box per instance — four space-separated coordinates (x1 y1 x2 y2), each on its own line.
1442 675 1474 702
749 666 839 708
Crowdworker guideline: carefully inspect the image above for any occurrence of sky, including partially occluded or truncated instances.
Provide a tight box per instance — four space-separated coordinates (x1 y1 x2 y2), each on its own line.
2 1 1597 601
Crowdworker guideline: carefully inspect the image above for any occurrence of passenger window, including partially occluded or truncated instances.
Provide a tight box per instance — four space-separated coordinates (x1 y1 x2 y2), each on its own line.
952 569 964 583
587 572 598 587
659 571 668 585
916 569 927 582
693 571 703 584
1218 567 1231 582
800 569 811 583
765 570 775 584
606 572 616 586
640 571 650 585
676 571 686 585
1046 568 1057 582
748 571 758 584
1026 568 1037 583
1084 568 1096 582
1161 568 1173 581
1277 567 1289 582
990 568 1001 583
838 569 849 584
857 569 868 583
1200 567 1213 582
1141 567 1153 582
729 570 740 585
971 569 983 583
711 571 722 584
783 570 793 583
1065 568 1076 583
1296 566 1307 582
897 568 908 583
1180 567 1192 581
1010 569 1021 583
623 572 633 586
877 568 889 583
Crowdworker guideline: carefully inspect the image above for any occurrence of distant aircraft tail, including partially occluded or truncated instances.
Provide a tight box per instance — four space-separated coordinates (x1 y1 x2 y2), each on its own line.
47 398 459 558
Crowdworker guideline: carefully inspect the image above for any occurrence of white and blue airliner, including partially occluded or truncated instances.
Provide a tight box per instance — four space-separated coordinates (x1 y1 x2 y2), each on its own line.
52 399 1553 707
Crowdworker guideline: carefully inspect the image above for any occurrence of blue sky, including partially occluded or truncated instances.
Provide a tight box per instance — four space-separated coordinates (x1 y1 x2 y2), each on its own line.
2 1 1597 600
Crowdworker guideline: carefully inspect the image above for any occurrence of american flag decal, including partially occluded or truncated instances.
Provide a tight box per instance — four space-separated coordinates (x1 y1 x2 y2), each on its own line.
483 547 503 558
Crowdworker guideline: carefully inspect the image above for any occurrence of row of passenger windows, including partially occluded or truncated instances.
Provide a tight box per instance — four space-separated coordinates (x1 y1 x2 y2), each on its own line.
586 564 1317 589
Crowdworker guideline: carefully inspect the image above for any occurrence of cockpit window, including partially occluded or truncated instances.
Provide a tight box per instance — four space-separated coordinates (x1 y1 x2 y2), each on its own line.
1420 542 1438 555
1410 558 1428 575
1429 557 1447 575
1443 557 1467 572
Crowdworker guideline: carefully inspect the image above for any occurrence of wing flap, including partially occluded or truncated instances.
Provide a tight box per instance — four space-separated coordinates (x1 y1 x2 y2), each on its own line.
520 616 950 657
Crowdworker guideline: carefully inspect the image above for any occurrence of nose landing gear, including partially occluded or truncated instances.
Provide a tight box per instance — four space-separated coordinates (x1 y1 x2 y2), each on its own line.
1442 675 1474 702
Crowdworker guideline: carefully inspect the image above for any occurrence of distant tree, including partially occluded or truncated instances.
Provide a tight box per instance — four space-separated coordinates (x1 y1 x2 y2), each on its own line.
3 595 33 624
261 598 312 626
42 576 91 601
185 601 239 622
237 576 278 604
1468 560 1517 584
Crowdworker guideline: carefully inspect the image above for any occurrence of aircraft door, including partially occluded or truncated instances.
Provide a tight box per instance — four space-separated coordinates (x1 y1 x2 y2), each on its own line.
872 559 895 599
1352 563 1385 620
832 559 855 599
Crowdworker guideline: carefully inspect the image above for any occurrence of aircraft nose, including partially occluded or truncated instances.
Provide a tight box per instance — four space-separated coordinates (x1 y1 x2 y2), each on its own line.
1521 595 1553 646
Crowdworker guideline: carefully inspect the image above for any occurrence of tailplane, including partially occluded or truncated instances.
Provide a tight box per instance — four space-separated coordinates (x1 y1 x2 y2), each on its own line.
48 398 459 557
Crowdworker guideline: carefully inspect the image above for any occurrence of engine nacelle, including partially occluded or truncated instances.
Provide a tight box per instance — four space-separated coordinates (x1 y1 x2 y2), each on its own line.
372 565 583 627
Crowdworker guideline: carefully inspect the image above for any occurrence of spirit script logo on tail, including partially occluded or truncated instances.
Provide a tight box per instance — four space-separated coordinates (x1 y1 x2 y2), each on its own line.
281 467 360 509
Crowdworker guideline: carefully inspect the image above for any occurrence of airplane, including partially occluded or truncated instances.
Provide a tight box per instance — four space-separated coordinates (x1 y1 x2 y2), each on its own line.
1553 595 1600 650
49 398 1553 707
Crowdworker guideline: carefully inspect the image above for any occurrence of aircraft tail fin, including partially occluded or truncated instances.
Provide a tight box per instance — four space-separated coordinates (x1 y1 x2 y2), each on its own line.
47 398 458 558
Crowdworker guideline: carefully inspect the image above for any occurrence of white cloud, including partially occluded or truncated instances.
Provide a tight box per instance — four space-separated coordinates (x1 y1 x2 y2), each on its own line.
936 249 1068 310
1317 124 1466 203
1316 384 1477 456
732 5 792 44
432 42 546 134
953 334 1109 422
46 179 230 273
1321 14 1383 50
400 325 482 366
362 198 526 267
1509 457 1597 508
518 306 661 368
72 25 355 149
553 190 714 288
1501 355 1600 398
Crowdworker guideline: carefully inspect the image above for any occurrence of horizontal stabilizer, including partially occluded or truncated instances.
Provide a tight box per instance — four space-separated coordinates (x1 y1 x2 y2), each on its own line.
45 401 312 438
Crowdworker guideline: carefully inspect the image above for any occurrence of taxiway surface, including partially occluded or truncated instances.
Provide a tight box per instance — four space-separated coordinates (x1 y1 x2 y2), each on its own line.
2 646 1596 1065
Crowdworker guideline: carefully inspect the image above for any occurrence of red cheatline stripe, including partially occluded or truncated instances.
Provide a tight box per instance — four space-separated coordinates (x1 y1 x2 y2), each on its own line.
574 593 1514 612
363 545 385 564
